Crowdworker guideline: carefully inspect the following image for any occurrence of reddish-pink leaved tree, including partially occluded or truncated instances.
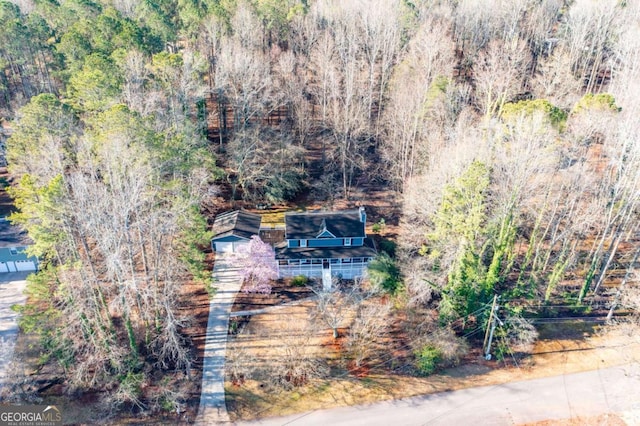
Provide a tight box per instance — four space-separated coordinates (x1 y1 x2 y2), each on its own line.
233 235 278 294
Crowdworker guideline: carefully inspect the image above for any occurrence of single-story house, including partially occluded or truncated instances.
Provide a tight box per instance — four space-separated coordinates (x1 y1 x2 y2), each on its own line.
211 210 262 254
0 217 38 273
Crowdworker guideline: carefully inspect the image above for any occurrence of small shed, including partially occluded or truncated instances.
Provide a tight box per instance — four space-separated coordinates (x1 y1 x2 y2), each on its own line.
211 210 262 254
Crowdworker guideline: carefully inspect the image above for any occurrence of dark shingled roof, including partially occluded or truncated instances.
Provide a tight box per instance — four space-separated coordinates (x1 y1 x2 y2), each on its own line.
285 209 365 240
275 238 377 260
211 210 261 240
0 218 32 249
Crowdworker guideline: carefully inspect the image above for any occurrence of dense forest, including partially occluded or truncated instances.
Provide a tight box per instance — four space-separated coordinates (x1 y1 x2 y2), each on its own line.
2 0 640 417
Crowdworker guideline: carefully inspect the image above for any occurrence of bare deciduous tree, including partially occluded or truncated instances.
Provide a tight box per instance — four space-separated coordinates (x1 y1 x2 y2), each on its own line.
276 51 313 145
215 40 273 132
474 37 530 118
564 0 620 94
270 322 328 389
380 15 455 190
346 301 391 368
225 332 258 386
312 281 360 339
227 126 305 202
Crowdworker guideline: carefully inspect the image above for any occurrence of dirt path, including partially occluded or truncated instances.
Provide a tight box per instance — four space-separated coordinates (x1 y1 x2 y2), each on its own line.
196 256 243 425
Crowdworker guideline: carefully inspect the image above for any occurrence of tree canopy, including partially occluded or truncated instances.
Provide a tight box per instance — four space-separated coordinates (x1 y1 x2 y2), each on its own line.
3 0 640 412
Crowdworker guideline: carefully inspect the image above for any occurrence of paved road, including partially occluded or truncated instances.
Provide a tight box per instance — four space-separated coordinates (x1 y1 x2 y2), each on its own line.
239 364 640 426
0 272 30 388
196 256 243 425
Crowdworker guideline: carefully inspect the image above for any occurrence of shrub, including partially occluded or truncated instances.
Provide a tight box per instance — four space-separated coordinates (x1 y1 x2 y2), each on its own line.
110 372 144 410
228 316 249 335
152 378 187 414
372 218 386 234
501 99 568 130
291 275 309 287
573 93 620 114
414 344 442 376
410 325 469 375
367 253 402 294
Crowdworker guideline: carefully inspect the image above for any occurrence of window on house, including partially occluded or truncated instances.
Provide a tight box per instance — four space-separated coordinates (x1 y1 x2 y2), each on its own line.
300 239 307 247
10 248 18 256
344 238 352 246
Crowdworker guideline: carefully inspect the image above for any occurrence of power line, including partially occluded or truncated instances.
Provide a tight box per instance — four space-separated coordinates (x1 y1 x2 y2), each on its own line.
237 295 618 420
244 302 495 420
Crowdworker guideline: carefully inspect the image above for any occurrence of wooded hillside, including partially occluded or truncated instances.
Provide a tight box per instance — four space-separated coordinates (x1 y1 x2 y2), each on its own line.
2 0 640 417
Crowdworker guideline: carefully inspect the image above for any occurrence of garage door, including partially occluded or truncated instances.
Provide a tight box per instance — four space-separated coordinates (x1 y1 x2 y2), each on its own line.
0 262 8 273
15 260 36 271
233 241 248 252
215 241 234 253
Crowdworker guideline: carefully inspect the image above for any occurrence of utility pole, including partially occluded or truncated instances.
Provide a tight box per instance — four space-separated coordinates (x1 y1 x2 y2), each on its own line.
483 294 499 360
